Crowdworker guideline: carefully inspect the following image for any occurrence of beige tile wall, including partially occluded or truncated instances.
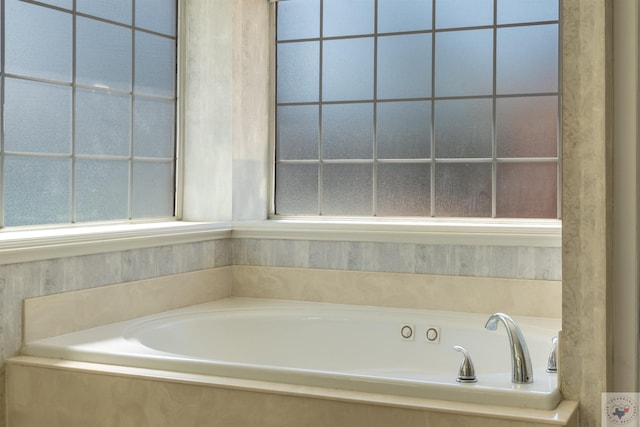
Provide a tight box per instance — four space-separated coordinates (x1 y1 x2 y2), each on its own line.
232 265 562 318
23 267 232 342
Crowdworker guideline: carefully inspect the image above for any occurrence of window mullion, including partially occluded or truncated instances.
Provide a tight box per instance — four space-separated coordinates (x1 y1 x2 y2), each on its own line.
491 0 498 219
71 0 77 224
317 0 324 216
430 0 436 217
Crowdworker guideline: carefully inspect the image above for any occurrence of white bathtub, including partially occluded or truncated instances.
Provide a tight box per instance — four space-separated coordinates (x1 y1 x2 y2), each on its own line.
22 297 562 410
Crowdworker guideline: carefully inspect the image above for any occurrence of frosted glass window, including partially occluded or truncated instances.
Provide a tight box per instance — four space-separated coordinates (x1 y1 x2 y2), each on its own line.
435 163 492 217
377 164 430 216
277 0 320 40
378 0 431 33
322 164 373 216
136 0 177 36
5 78 72 154
435 29 493 97
275 0 560 219
497 96 558 157
76 17 132 91
377 34 431 99
322 103 373 159
135 31 176 97
77 0 132 24
497 0 558 24
323 0 374 37
37 0 72 9
277 42 320 103
277 106 319 160
75 160 130 222
323 38 374 101
132 162 175 218
5 0 72 82
276 164 319 215
435 0 493 28
496 163 557 218
497 25 558 94
435 99 493 158
75 89 131 157
4 157 72 226
0 0 177 227
377 101 431 159
134 97 176 158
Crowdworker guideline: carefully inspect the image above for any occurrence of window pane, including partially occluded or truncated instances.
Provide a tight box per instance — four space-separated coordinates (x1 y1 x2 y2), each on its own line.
132 162 175 218
377 34 431 99
77 0 132 25
377 164 430 216
5 78 72 154
435 99 492 158
377 101 431 159
322 103 373 159
322 164 372 215
275 164 319 215
75 159 130 222
435 29 493 97
135 0 177 36
496 96 558 157
435 0 493 28
277 106 319 160
496 163 557 218
76 17 132 91
497 0 558 24
4 157 71 226
323 38 374 101
323 0 374 37
435 163 492 217
135 31 176 97
76 89 131 156
133 97 175 158
378 0 432 33
497 24 558 94
277 42 320 103
5 0 72 82
277 0 320 40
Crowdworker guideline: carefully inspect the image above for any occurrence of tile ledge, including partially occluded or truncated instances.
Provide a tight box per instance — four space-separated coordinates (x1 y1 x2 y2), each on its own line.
233 219 561 247
0 221 232 265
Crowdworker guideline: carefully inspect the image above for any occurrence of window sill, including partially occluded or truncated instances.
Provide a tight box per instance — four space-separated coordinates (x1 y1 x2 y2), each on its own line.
0 221 232 266
232 218 561 247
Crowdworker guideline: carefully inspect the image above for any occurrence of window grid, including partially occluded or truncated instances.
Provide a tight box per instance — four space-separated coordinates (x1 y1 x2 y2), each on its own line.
0 0 178 228
275 0 561 219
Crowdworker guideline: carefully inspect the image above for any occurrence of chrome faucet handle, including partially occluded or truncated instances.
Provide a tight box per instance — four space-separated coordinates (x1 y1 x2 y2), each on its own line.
453 345 477 383
546 336 558 373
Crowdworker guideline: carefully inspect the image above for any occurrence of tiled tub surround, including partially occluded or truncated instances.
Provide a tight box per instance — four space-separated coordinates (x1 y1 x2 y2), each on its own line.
8 274 573 426
7 266 577 427
20 298 563 409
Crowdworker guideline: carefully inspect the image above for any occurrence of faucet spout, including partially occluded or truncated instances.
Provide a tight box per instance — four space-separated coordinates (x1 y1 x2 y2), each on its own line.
485 313 533 384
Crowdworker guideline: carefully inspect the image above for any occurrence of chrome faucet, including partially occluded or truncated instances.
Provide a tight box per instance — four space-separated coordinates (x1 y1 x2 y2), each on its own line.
485 313 533 384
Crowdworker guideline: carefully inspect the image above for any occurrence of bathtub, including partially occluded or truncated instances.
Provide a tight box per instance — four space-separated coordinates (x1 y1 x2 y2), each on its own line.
21 297 562 410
